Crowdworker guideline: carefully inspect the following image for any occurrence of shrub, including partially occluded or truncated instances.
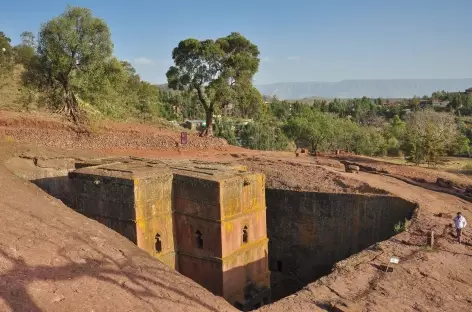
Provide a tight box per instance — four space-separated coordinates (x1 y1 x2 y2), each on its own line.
462 162 472 171
353 127 387 156
214 117 237 145
2 135 16 143
403 110 462 165
393 218 410 233
240 120 290 151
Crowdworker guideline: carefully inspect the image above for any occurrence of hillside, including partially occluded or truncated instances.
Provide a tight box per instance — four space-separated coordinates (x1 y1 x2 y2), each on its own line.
256 79 472 100
0 110 228 152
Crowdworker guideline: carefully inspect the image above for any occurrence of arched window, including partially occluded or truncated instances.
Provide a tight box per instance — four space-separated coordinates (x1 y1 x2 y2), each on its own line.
155 233 162 253
195 230 203 249
243 225 248 244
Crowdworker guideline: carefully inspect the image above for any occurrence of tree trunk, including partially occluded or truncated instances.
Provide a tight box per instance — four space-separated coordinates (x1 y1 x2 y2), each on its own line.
57 81 80 124
196 86 213 137
201 108 214 137
311 140 317 154
327 142 334 151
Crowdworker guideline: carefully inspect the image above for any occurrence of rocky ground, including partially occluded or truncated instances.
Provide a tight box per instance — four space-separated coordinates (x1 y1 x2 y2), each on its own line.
0 111 228 152
1 110 472 312
336 154 472 189
233 154 388 194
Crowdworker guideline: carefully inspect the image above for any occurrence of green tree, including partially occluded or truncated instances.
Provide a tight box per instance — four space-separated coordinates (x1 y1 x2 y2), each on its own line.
240 119 290 151
269 99 291 121
383 114 406 156
290 101 306 117
353 96 375 124
284 109 333 153
385 114 406 140
166 32 260 136
410 96 421 111
331 118 360 152
403 110 461 165
33 6 113 122
353 127 387 156
72 57 128 118
233 84 263 118
451 134 470 156
14 31 37 66
0 31 14 85
214 117 237 145
328 98 349 117
449 93 466 112
432 90 448 101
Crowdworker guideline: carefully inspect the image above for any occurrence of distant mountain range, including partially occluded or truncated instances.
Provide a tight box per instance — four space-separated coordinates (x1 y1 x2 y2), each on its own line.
255 79 472 100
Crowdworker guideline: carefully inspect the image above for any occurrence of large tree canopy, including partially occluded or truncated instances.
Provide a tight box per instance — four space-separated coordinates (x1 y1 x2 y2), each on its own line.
35 6 113 122
284 108 334 153
166 32 260 136
403 110 465 164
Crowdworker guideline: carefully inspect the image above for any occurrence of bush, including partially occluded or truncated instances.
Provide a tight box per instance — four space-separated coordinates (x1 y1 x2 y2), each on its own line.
214 118 238 145
353 127 387 156
240 120 290 151
403 110 462 165
386 137 402 156
394 218 410 233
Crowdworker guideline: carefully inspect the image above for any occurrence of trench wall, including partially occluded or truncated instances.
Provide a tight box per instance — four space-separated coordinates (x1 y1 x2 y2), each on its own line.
266 189 416 300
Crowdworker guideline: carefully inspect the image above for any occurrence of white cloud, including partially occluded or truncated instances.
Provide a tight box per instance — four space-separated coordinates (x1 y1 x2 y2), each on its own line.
261 56 274 63
132 57 155 65
287 56 301 61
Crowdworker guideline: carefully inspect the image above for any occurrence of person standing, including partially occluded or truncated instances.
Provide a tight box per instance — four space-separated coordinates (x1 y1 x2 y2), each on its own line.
454 212 467 243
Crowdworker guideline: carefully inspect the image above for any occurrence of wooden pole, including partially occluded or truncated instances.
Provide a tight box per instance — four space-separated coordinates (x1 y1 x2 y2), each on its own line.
427 231 434 248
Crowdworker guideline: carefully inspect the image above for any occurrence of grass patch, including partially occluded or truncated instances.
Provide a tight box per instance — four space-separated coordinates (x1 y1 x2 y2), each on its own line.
420 244 436 252
2 135 16 143
394 218 410 233
462 162 472 171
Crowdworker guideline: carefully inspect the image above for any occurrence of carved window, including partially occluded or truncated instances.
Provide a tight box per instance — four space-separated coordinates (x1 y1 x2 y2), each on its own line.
277 260 283 272
195 230 203 249
243 225 248 244
155 233 162 253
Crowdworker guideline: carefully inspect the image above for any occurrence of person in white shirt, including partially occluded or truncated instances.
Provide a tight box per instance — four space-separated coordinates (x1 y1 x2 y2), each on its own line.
453 212 467 244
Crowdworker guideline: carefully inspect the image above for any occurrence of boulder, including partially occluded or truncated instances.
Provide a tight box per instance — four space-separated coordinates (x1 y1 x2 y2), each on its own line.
345 165 360 173
436 177 454 188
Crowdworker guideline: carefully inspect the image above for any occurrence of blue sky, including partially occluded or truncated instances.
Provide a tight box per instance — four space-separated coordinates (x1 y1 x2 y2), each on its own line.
1 0 471 84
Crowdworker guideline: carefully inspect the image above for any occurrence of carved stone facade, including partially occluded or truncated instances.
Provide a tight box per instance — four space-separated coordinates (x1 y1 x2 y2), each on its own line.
69 160 270 311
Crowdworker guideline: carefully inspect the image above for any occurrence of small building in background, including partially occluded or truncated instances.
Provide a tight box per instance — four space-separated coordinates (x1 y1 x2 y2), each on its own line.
432 100 450 108
184 119 206 131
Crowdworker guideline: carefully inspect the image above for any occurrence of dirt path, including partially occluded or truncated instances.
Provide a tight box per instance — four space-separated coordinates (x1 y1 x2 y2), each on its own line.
336 154 472 188
347 171 472 215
